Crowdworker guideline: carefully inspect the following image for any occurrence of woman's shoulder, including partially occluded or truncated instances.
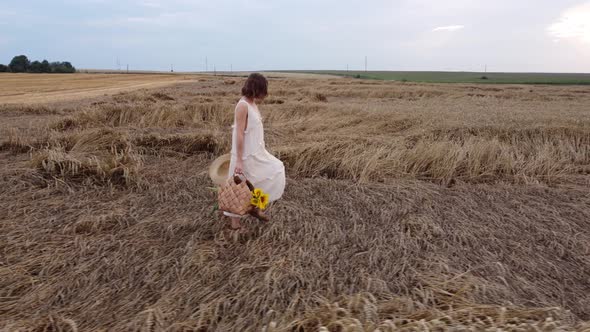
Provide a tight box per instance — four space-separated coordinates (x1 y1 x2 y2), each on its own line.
236 98 250 108
235 99 249 116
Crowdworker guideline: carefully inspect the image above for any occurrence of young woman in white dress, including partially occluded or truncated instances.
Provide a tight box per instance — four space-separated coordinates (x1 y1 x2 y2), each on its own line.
224 73 286 230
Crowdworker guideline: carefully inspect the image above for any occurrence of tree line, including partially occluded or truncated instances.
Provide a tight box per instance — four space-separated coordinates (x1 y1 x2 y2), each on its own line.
0 55 76 73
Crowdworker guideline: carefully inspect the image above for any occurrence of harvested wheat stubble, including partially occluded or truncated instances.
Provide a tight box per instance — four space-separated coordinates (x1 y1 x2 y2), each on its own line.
52 101 234 130
31 145 141 186
134 132 230 156
2 164 590 330
24 128 142 186
1 75 590 331
0 73 193 104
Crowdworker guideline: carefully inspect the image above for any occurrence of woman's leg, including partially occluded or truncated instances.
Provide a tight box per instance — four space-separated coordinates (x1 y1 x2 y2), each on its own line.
223 211 244 229
230 217 242 229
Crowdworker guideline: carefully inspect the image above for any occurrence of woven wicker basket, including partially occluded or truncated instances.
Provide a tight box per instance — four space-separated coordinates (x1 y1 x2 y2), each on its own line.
218 176 253 215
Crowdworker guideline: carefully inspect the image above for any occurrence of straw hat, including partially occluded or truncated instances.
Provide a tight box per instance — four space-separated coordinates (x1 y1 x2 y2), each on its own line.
209 154 231 186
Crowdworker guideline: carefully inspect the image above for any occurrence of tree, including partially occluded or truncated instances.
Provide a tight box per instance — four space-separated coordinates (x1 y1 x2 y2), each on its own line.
29 61 43 73
9 55 30 72
0 64 8 72
50 61 76 73
63 62 75 72
5 55 76 74
50 62 63 73
41 60 50 73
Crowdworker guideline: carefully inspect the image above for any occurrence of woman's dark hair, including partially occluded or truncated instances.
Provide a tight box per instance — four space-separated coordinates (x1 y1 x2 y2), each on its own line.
241 73 268 99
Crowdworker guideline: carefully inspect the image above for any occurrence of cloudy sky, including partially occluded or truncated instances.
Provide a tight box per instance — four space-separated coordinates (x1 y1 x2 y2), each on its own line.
1 0 589 72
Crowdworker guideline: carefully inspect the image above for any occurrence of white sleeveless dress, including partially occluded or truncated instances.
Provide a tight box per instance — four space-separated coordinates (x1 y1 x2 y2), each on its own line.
223 98 286 218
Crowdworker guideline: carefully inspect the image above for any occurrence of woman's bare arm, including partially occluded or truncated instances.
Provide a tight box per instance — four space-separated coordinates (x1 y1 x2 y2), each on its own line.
234 102 248 173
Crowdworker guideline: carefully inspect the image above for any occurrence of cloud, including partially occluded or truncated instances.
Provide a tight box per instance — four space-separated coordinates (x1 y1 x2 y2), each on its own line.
0 9 16 25
87 12 198 27
432 25 465 32
0 9 16 16
140 1 163 8
547 2 590 44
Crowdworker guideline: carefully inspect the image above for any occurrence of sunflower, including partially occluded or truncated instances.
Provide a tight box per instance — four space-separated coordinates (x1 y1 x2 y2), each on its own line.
258 192 269 210
250 197 260 207
251 188 269 210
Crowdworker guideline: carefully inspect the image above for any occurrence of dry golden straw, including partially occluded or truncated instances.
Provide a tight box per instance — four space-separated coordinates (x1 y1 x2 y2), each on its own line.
1 74 590 331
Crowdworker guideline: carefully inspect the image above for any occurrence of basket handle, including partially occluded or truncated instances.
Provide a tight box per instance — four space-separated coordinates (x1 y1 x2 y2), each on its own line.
232 174 255 191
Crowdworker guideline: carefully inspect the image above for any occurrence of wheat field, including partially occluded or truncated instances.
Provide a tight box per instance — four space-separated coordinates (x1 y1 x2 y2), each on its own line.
1 73 590 331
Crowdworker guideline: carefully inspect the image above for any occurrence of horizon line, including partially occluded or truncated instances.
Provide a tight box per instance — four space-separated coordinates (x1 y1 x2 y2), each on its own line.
73 68 590 75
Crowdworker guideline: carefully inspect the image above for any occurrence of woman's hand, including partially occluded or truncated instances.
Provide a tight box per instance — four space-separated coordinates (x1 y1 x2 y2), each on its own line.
234 160 244 175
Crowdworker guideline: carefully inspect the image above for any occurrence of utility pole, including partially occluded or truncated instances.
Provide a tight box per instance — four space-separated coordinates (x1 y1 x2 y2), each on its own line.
171 64 174 73
231 64 233 73
365 56 367 72
126 64 129 73
205 57 208 72
214 64 216 76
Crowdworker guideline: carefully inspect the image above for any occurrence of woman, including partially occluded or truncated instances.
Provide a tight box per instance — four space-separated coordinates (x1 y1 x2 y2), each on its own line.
224 73 286 230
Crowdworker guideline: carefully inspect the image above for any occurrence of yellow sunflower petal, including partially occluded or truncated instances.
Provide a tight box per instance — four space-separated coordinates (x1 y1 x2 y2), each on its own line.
250 197 259 206
259 194 269 210
253 188 262 198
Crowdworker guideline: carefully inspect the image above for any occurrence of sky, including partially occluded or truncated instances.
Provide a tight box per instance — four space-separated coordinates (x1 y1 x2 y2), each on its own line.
1 0 589 72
